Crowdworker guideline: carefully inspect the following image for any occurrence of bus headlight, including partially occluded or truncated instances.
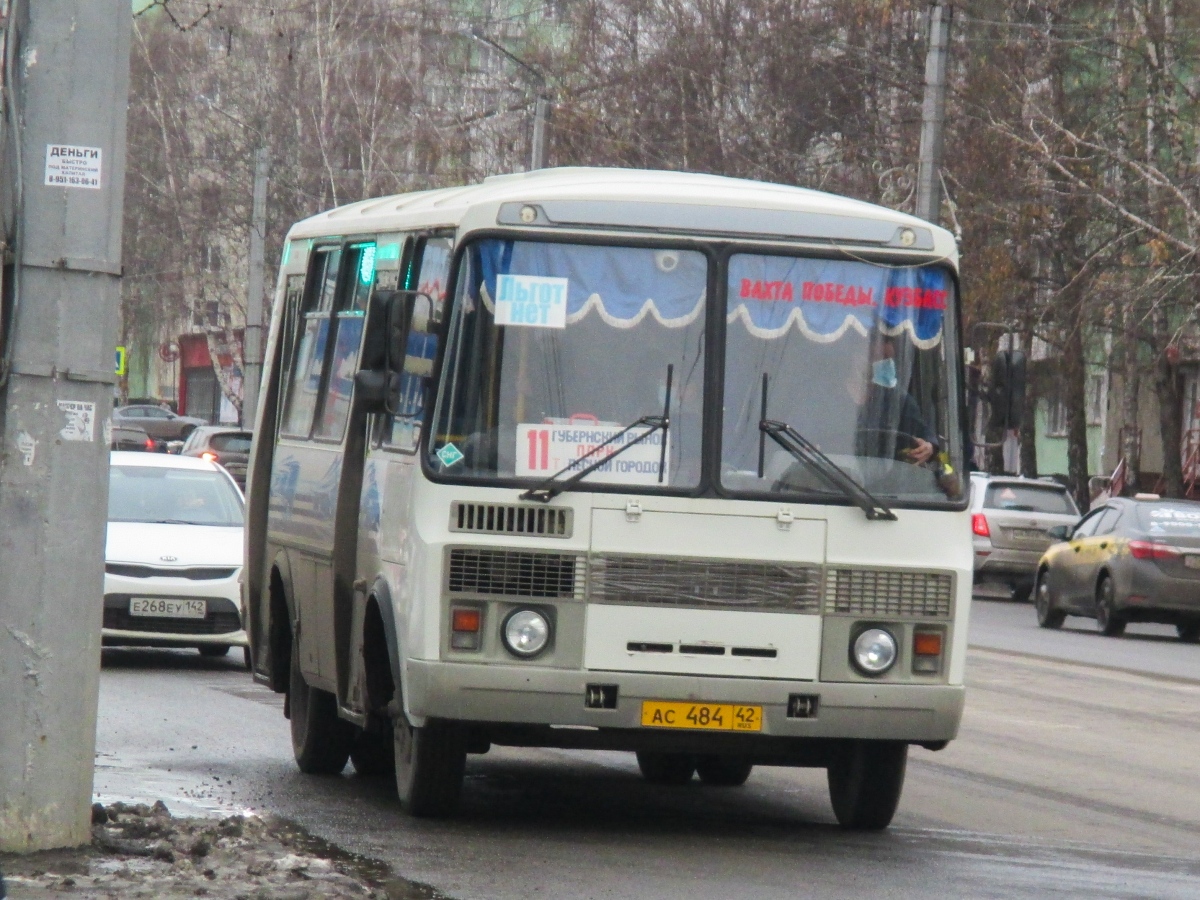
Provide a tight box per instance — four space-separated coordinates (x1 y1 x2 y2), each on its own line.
502 609 551 659
852 628 897 676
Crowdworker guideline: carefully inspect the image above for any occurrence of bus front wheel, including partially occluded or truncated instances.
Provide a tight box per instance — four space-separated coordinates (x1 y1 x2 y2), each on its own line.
393 711 467 817
827 740 907 830
288 639 353 775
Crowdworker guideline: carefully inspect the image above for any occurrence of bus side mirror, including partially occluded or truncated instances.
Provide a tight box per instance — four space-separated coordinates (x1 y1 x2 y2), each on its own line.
357 291 422 414
988 350 1027 431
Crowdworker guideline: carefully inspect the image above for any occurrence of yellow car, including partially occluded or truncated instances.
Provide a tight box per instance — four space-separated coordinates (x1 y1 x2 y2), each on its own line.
1033 497 1200 641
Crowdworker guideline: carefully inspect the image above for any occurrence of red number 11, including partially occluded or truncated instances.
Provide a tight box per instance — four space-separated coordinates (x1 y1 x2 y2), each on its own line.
526 429 550 470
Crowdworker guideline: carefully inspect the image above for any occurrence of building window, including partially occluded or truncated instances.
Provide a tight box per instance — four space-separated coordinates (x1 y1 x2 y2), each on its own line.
199 243 221 274
1087 373 1105 426
1046 394 1067 437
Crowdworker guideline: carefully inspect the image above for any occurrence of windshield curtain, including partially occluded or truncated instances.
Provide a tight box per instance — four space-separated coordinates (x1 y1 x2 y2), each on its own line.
428 238 708 489
721 253 963 504
108 466 245 526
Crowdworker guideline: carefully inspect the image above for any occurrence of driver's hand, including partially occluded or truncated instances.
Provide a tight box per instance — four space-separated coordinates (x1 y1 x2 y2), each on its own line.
904 438 934 464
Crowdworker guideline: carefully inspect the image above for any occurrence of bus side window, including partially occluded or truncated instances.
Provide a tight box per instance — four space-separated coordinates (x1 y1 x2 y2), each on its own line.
280 247 342 437
313 242 375 441
386 237 452 451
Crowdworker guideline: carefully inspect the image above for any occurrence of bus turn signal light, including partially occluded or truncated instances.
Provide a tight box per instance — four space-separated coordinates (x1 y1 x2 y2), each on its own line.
451 607 482 650
912 630 943 674
913 632 942 656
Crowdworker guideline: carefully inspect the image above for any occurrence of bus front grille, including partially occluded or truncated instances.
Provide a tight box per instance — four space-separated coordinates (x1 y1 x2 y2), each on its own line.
589 555 822 613
447 549 583 599
824 568 953 618
449 502 572 538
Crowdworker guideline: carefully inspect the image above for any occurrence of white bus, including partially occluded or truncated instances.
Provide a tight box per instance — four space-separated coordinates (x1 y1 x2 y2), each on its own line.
245 168 972 830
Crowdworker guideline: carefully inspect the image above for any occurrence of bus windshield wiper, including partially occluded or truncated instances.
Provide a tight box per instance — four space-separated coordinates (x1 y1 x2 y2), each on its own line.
759 419 896 520
756 373 894 521
520 366 673 503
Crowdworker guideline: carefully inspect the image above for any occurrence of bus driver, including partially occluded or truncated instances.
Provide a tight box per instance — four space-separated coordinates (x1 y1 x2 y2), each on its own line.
845 334 937 465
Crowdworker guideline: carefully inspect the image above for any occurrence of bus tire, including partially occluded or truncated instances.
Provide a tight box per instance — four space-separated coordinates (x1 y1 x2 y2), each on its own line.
635 751 695 785
393 712 466 817
695 755 753 786
288 639 352 775
827 740 907 831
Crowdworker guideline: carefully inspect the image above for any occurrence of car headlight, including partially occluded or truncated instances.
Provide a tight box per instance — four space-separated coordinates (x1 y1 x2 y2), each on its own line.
502 608 551 659
852 627 898 676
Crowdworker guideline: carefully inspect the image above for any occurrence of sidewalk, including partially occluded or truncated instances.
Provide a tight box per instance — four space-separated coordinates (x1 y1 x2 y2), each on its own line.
0 802 444 900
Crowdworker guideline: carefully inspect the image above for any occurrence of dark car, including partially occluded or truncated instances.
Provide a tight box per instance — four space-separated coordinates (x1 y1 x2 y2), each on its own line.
180 426 252 489
1033 497 1200 642
113 404 207 441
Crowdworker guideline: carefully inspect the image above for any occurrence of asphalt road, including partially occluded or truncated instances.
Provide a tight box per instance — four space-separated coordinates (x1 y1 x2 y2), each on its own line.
94 600 1200 899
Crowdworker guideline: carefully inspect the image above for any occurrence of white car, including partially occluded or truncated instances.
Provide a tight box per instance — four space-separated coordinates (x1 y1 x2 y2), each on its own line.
970 472 1081 600
104 451 248 664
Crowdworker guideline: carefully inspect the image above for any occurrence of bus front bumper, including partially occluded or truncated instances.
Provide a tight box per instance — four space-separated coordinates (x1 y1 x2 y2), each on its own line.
404 659 964 745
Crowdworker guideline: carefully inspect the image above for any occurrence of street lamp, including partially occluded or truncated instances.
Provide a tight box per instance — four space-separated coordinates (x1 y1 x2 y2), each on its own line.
467 27 550 171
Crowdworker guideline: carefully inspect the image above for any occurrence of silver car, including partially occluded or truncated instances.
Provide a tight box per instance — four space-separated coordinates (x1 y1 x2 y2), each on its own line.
970 473 1081 600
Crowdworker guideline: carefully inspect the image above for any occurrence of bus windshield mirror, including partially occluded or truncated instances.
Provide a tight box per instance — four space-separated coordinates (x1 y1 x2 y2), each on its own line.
758 418 897 521
519 413 669 503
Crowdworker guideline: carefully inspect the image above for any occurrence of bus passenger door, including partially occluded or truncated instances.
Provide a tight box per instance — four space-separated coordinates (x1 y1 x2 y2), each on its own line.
352 234 452 714
271 241 376 692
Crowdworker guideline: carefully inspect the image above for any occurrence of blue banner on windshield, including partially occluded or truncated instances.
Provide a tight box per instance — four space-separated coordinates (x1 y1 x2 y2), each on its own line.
727 255 947 348
470 239 705 329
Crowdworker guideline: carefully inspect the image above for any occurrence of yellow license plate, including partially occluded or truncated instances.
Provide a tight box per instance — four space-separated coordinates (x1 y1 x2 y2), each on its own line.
640 701 762 732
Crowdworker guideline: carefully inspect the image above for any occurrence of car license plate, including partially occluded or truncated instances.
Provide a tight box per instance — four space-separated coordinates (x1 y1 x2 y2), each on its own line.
129 598 207 619
1185 555 1200 570
1012 528 1047 540
640 701 762 732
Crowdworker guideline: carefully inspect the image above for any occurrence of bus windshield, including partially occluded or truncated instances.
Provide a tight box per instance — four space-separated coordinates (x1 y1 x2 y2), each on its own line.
721 253 962 504
429 238 708 489
429 238 962 505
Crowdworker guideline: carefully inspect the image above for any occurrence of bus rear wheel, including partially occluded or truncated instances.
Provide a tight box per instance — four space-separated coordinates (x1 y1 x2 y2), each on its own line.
695 755 753 786
827 740 907 830
636 751 696 785
393 711 466 817
288 639 353 774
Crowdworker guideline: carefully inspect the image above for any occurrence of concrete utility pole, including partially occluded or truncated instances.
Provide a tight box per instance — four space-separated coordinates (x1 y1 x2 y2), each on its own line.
468 28 550 171
916 2 953 224
531 96 550 171
0 0 131 851
241 148 269 427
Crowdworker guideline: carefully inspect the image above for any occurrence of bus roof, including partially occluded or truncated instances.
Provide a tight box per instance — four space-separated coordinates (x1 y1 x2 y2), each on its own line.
286 167 958 261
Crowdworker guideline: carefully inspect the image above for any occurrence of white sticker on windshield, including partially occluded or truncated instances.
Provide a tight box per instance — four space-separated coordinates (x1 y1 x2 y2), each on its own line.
495 274 568 329
516 423 669 485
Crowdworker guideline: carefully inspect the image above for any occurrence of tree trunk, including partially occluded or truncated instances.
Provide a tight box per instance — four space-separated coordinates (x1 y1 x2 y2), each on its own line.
1064 324 1091 513
1019 328 1038 477
1154 350 1183 498
1120 303 1141 494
